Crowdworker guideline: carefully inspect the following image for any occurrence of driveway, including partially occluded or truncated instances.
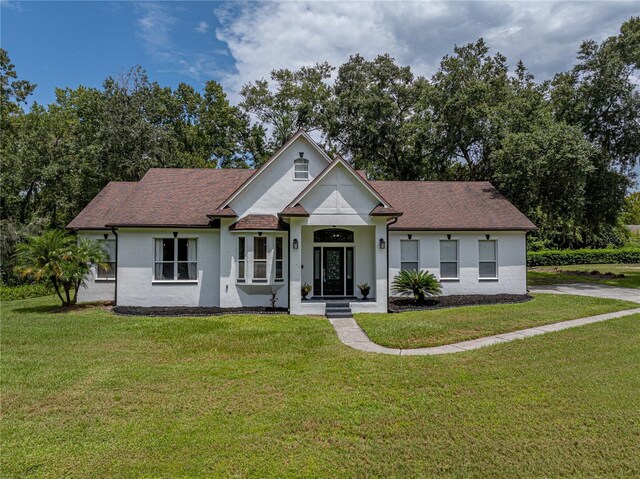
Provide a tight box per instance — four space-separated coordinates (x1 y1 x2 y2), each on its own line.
529 283 640 303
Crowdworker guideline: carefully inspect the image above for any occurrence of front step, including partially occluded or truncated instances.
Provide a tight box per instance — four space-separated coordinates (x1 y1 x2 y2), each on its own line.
325 302 353 319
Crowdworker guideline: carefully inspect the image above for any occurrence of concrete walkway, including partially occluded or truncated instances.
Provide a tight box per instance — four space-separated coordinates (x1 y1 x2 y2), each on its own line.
330 283 640 355
529 283 640 303
330 308 640 355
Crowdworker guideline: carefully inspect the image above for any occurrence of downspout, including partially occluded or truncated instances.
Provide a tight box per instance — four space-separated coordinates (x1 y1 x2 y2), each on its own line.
287 229 291 314
386 217 398 312
111 228 118 305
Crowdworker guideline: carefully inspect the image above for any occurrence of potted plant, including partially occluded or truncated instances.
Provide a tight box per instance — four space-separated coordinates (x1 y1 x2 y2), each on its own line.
301 282 312 300
357 282 371 300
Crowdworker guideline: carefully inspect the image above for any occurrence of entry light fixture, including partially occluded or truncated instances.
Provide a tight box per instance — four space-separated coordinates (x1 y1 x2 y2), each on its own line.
258 231 263 237
379 238 386 249
486 234 491 240
447 234 452 240
103 233 109 240
292 238 299 249
173 231 178 238
408 234 412 240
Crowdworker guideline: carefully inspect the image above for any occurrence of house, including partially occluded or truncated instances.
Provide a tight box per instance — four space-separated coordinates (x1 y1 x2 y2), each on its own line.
67 130 536 315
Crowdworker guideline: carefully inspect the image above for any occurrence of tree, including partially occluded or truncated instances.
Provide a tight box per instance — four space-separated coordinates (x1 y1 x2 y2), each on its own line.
621 192 640 225
391 269 442 302
14 230 108 307
327 54 436 180
240 62 334 153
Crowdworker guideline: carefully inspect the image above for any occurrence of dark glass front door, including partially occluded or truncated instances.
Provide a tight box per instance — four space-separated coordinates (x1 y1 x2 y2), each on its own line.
323 247 344 295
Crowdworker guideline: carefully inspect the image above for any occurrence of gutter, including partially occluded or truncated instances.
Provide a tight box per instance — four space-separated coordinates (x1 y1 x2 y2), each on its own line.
386 216 399 313
111 228 118 305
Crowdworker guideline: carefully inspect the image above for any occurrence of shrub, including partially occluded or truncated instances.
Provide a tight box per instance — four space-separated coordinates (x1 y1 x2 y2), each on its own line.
527 247 640 267
391 269 442 302
0 283 53 301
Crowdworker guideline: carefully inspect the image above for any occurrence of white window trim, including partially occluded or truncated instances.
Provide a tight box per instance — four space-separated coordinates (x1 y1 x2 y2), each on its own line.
237 236 246 282
478 239 499 281
400 239 419 272
95 239 116 282
152 237 198 284
293 158 309 181
252 236 268 282
274 237 284 282
439 239 459 281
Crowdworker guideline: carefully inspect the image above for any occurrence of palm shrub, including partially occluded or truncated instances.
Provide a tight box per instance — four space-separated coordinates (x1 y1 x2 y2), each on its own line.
391 269 442 302
14 230 108 307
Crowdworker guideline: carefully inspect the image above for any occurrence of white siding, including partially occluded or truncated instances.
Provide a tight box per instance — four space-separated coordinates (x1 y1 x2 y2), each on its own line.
389 231 527 295
116 229 220 307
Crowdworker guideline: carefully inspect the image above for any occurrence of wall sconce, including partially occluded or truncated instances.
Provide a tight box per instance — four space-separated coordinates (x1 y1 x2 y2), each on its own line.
447 234 451 240
103 233 109 240
299 152 304 158
292 238 299 249
485 234 491 240
379 238 386 249
408 234 412 240
173 231 178 238
258 231 263 237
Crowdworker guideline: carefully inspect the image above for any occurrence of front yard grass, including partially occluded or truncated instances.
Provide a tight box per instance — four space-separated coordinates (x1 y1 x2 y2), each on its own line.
355 293 638 349
3 295 640 478
528 263 640 289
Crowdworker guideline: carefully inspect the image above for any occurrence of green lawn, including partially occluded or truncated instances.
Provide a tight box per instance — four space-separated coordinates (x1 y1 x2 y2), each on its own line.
528 263 640 289
3 296 640 478
355 294 638 349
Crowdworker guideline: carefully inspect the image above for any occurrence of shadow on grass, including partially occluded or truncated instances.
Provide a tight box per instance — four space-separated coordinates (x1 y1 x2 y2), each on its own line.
12 301 112 315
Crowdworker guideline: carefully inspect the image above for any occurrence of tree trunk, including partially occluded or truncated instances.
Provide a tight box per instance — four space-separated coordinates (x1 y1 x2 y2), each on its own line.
50 276 65 305
64 284 71 307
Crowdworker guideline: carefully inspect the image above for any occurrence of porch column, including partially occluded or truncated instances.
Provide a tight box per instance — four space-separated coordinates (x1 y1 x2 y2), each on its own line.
374 219 388 312
289 219 303 314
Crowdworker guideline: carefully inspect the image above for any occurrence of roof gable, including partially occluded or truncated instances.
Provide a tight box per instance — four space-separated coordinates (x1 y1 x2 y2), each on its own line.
219 130 332 209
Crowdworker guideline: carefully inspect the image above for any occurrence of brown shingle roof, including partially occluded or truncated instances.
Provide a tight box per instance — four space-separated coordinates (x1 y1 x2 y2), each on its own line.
229 215 288 231
370 205 403 217
371 181 536 231
69 168 254 229
279 205 309 217
67 182 137 230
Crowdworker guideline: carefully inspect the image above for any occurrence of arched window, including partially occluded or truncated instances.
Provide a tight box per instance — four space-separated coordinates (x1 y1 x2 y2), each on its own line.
314 229 354 243
294 157 309 180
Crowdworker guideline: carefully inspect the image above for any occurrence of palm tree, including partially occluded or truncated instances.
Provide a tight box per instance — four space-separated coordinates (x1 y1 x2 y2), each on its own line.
14 230 108 307
391 269 442 302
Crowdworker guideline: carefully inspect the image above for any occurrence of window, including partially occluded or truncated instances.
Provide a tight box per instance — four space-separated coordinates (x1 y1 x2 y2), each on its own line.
294 158 309 180
96 239 116 279
314 228 354 243
479 240 497 279
253 236 267 281
238 237 246 281
400 240 419 271
154 238 197 281
275 237 284 282
439 240 458 279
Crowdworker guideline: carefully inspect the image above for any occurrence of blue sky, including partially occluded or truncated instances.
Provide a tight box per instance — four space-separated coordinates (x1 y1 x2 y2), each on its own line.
2 1 638 184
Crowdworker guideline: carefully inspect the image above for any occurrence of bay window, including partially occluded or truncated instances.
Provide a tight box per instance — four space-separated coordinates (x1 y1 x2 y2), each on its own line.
154 238 197 281
253 236 267 281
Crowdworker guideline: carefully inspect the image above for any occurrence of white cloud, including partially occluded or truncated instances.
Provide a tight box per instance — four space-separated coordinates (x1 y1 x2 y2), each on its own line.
195 20 209 34
214 1 638 97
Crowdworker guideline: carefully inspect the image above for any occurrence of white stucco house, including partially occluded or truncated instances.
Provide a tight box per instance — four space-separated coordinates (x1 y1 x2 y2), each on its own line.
67 130 536 315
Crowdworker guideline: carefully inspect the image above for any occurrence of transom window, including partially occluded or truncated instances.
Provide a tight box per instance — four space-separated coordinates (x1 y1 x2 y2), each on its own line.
253 236 267 281
96 239 116 280
439 239 458 279
294 158 309 180
314 228 354 243
400 240 419 271
154 238 197 281
479 240 497 279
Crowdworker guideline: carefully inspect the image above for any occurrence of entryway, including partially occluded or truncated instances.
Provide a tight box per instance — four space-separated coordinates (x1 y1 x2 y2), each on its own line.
313 246 354 297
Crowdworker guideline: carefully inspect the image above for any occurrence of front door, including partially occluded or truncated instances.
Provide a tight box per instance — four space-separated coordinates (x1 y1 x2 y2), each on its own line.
323 247 344 296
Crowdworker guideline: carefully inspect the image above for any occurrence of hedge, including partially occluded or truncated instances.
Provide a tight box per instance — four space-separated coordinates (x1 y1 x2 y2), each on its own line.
527 247 640 267
0 283 54 301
